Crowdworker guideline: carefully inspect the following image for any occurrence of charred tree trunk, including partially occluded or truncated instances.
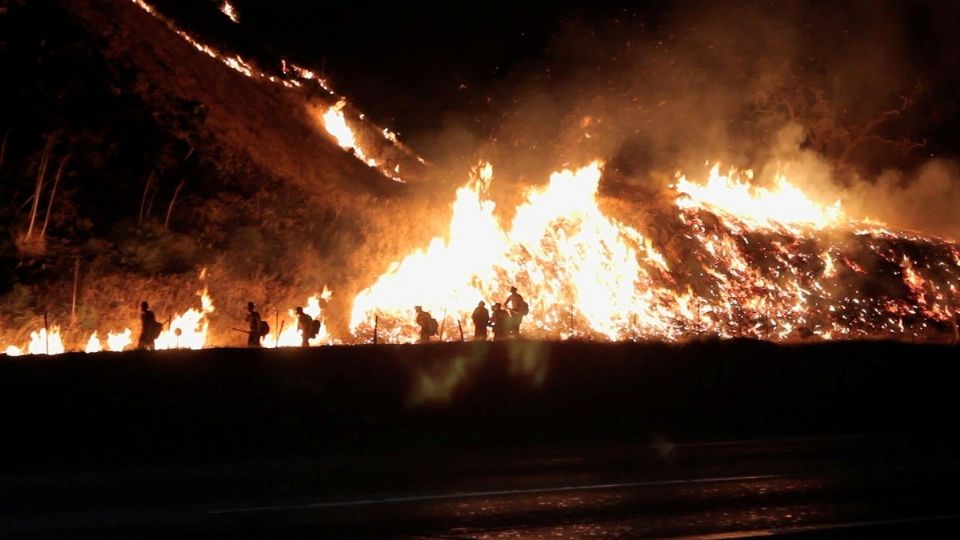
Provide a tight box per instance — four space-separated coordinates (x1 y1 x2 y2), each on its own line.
164 179 186 230
25 134 58 241
40 153 72 240
71 258 81 325
139 170 157 226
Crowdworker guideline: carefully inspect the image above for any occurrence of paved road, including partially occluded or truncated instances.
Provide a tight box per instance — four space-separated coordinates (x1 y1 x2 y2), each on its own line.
4 432 960 538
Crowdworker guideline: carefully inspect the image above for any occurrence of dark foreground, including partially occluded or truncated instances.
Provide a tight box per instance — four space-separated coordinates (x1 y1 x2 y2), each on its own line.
1 339 959 537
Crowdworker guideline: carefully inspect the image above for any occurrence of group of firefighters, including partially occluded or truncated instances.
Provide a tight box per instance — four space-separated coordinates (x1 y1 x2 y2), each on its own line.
135 300 318 350
415 286 529 343
135 286 529 349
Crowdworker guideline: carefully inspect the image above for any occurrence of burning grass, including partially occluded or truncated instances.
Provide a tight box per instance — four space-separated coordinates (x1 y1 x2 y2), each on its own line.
4 0 960 356
349 161 960 344
4 158 959 356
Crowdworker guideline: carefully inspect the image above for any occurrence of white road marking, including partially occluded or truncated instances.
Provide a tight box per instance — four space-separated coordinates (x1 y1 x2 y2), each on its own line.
209 473 783 514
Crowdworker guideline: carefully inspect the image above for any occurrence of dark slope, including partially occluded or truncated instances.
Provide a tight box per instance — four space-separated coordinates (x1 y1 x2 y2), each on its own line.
64 0 420 198
0 0 447 343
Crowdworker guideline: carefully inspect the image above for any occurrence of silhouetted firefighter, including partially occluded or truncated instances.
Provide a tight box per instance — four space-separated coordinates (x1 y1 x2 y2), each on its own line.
414 305 438 343
503 286 529 337
294 306 313 347
490 302 509 340
137 301 161 350
295 306 317 347
471 301 490 340
244 302 267 347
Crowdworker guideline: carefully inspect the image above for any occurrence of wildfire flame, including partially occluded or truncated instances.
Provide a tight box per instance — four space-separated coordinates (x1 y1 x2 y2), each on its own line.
3 158 960 356
154 287 215 350
5 326 66 357
350 161 960 343
674 165 843 230
3 285 210 356
53 0 938 351
322 100 377 167
84 332 102 353
85 329 135 353
219 1 239 23
350 161 677 342
318 100 406 182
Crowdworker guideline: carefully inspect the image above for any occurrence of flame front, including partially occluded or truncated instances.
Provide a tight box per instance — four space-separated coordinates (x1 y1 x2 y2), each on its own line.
350 162 678 342
6 327 67 356
675 165 843 231
350 161 960 343
322 100 377 168
154 287 215 350
4 157 960 356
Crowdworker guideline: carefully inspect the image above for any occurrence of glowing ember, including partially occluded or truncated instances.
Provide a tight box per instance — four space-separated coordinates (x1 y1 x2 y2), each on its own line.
822 252 837 278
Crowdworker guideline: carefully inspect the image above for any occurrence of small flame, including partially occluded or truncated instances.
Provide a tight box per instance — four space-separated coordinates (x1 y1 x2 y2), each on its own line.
822 251 836 278
322 101 377 166
25 327 65 355
154 287 215 350
219 1 239 23
84 328 134 354
85 332 103 353
107 329 134 352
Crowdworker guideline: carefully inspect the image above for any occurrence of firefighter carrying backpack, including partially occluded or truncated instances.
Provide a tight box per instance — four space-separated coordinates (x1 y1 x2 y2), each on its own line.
147 319 163 340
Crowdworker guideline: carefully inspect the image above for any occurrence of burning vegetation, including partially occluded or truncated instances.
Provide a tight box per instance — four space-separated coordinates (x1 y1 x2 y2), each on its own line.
2 0 960 356
5 157 960 355
350 161 960 343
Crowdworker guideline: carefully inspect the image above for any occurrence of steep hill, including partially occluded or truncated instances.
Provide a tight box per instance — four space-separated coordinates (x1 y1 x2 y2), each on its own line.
0 0 447 347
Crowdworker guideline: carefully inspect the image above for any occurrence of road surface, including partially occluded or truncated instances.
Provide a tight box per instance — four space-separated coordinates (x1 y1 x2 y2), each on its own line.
4 432 960 538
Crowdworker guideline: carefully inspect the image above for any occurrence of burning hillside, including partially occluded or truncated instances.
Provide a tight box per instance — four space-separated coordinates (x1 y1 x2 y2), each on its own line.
95 0 428 187
350 161 960 343
2 1 959 356
5 157 959 354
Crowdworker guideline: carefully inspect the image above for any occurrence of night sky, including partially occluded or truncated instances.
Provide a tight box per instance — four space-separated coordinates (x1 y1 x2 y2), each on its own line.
153 0 646 134
147 0 960 178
